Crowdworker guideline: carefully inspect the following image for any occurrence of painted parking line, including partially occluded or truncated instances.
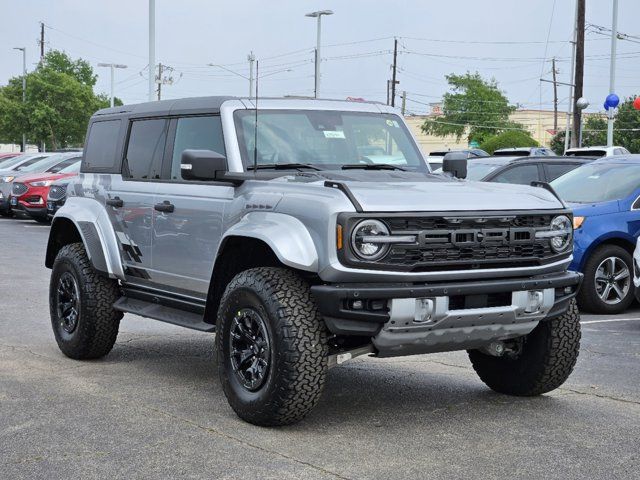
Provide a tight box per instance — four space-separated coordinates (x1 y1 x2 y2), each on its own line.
581 317 640 325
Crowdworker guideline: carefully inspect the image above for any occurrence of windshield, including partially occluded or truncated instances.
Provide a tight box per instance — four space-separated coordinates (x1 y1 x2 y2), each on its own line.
551 162 640 203
48 156 82 173
0 154 28 170
234 110 427 171
1 154 48 171
58 160 81 174
565 150 606 157
16 154 66 173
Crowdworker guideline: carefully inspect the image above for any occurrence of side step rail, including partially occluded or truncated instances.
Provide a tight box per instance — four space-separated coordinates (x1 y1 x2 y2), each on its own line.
113 297 216 332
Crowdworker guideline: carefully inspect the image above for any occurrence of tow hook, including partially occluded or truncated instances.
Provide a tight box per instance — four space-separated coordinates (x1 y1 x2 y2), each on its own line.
328 344 375 368
480 341 506 357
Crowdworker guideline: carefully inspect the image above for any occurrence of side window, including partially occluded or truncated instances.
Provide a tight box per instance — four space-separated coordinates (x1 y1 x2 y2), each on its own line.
124 119 168 180
545 163 578 181
83 120 121 172
492 164 540 185
169 116 226 180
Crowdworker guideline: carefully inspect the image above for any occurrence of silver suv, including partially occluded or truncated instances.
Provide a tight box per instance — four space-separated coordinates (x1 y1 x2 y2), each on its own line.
45 97 582 426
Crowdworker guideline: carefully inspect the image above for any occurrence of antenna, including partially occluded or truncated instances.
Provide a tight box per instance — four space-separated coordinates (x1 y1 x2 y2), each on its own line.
253 60 259 175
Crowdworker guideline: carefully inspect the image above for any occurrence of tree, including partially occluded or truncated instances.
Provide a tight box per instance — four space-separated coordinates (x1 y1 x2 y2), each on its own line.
0 50 116 150
421 72 522 145
480 130 539 154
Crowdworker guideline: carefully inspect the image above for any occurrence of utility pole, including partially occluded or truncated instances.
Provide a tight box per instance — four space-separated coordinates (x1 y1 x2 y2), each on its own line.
148 0 156 101
607 0 619 147
564 0 579 153
571 0 585 148
391 38 398 107
248 51 255 99
401 91 407 115
13 47 26 152
552 57 558 132
98 63 127 108
386 80 390 105
157 63 163 101
39 22 45 61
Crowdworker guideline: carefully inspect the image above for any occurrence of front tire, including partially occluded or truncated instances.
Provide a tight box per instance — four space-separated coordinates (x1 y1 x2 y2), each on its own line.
577 244 634 314
468 299 581 396
50 243 123 359
216 267 328 426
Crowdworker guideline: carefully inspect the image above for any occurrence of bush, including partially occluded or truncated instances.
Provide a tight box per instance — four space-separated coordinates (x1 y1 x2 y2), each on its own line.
480 130 539 154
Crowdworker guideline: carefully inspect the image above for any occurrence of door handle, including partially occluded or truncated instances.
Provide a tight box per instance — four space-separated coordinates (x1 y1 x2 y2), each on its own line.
106 197 123 208
154 200 175 213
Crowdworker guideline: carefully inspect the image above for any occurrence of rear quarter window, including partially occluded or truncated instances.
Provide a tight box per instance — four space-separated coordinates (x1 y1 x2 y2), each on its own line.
82 120 122 173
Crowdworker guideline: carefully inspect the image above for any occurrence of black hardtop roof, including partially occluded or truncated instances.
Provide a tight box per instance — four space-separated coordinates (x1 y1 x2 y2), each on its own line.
93 96 238 118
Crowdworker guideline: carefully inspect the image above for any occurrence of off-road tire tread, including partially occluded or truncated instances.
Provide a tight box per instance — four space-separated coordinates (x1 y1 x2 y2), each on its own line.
217 267 328 426
468 299 581 396
577 244 633 314
50 243 122 359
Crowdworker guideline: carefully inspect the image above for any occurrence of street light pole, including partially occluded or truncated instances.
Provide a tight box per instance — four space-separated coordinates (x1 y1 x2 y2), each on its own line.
13 47 26 152
305 10 333 98
148 0 156 102
98 63 128 108
607 0 619 147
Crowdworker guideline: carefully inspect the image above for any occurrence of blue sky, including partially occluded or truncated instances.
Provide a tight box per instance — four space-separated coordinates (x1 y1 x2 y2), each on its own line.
1 0 639 114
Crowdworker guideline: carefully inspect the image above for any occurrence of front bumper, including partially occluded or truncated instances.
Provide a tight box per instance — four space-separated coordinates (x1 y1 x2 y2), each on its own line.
311 270 583 356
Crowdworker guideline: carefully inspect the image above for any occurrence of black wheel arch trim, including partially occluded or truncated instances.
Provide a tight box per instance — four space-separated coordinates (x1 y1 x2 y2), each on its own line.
45 217 109 274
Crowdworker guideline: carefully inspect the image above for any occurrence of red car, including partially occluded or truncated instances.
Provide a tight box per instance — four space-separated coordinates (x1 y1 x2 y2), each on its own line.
10 161 80 222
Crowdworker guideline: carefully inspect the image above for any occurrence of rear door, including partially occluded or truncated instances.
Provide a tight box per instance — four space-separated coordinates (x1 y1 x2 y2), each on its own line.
543 162 581 182
107 117 168 286
151 115 234 297
489 163 543 185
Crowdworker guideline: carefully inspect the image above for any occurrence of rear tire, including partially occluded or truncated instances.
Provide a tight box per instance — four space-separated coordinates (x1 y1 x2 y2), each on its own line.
216 267 328 426
50 243 123 359
468 299 581 396
577 244 634 314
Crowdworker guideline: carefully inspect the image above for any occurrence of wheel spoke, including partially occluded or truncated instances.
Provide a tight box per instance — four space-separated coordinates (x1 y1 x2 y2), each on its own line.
600 284 612 301
611 283 624 301
614 269 630 281
607 257 616 275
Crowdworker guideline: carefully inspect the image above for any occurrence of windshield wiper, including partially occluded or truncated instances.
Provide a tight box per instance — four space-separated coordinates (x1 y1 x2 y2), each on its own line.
341 163 406 171
246 163 322 171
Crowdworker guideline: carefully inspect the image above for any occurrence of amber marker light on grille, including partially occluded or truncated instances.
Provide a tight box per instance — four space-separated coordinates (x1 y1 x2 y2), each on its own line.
573 216 585 229
336 224 343 250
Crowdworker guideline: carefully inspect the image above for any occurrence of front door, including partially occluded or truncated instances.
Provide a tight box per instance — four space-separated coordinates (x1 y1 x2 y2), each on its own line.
151 115 233 297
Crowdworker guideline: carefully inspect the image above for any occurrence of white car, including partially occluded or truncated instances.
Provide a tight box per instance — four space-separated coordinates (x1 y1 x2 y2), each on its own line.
565 146 630 158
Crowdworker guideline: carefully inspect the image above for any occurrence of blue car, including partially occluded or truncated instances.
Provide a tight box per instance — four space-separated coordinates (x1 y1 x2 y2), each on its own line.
551 155 640 313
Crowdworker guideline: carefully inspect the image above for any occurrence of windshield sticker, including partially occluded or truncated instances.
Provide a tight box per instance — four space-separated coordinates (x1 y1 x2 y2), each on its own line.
323 130 346 139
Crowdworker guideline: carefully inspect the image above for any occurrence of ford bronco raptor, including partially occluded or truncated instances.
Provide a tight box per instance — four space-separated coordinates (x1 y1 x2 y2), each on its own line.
45 97 582 426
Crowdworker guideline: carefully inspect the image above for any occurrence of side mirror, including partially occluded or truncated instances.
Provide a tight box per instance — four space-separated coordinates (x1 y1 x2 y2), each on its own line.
181 149 227 181
442 152 468 179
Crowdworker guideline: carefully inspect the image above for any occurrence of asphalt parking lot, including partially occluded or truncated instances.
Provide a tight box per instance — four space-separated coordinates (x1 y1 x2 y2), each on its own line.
0 217 638 480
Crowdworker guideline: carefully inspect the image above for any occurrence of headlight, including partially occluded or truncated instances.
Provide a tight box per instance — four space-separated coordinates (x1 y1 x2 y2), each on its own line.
351 219 391 260
0 176 15 183
29 180 52 187
549 215 573 253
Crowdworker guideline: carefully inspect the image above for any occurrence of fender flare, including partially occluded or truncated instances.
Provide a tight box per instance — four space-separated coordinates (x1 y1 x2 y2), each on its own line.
220 211 319 272
46 197 125 279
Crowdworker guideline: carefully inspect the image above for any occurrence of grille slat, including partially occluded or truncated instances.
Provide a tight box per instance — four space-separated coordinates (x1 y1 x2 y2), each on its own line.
375 214 559 272
11 183 28 196
48 184 67 201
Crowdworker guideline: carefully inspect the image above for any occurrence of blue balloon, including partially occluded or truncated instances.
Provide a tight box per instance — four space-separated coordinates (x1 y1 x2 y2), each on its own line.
604 102 609 111
605 93 620 108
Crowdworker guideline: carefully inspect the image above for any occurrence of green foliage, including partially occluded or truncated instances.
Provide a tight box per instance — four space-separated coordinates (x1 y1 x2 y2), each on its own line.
421 72 522 144
549 98 640 153
479 130 539 154
0 50 111 149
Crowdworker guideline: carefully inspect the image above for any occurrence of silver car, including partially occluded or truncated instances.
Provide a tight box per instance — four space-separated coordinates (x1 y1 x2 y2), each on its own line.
45 97 582 426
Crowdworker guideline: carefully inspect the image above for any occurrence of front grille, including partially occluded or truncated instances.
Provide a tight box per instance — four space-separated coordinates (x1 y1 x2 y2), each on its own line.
48 184 67 201
12 182 28 196
341 212 568 272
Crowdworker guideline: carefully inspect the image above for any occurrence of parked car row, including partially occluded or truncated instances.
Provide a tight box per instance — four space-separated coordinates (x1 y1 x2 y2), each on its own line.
438 150 640 315
0 152 80 222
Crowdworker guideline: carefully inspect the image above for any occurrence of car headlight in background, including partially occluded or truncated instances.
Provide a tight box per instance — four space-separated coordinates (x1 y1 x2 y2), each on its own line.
29 180 52 187
0 176 15 183
573 216 585 229
351 219 391 260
